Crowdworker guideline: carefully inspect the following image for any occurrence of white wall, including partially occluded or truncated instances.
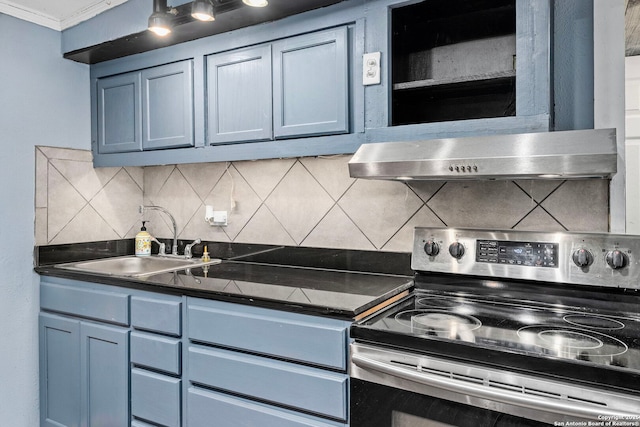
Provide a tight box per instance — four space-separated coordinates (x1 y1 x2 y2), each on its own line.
0 14 90 426
626 55 640 234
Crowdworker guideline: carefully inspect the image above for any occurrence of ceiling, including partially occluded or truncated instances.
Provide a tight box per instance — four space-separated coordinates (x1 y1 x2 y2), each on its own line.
2 0 640 55
0 0 128 31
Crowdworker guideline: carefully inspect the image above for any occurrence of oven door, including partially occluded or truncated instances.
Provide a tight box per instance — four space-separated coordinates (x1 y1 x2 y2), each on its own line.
350 343 640 426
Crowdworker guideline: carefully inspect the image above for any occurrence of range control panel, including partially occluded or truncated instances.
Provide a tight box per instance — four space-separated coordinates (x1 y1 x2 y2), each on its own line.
476 240 559 268
412 227 640 289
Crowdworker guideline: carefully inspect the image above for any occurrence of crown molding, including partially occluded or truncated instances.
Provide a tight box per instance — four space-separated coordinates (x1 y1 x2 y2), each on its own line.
0 0 127 31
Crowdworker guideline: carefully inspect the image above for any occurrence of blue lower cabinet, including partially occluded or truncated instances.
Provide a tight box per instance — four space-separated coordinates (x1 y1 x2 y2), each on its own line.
187 387 347 427
39 314 81 427
188 345 348 421
80 322 129 427
131 368 181 427
39 313 129 427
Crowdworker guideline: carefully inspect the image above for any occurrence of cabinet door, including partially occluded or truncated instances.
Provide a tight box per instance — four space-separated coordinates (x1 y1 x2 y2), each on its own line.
273 27 349 138
80 322 129 427
207 45 273 144
97 72 142 154
142 61 194 150
39 314 81 427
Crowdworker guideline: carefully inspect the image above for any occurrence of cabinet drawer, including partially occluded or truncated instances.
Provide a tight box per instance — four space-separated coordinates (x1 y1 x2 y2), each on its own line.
131 296 181 336
131 332 181 375
187 387 347 427
131 368 181 427
188 346 348 421
41 281 129 326
187 298 349 370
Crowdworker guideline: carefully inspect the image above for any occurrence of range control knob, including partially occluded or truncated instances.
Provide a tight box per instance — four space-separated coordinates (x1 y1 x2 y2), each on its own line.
449 242 465 259
606 250 629 270
424 240 440 257
572 248 594 268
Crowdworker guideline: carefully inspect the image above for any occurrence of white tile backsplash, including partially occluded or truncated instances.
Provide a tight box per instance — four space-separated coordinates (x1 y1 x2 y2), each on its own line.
35 147 611 251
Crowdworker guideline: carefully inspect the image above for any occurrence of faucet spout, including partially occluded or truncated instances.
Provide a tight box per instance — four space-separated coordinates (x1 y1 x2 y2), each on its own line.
140 205 178 256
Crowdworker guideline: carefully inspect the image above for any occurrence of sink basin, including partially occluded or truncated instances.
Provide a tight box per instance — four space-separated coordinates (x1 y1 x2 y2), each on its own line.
57 255 221 277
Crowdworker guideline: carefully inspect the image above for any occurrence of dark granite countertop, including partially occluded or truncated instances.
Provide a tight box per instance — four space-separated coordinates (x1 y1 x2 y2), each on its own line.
35 240 414 319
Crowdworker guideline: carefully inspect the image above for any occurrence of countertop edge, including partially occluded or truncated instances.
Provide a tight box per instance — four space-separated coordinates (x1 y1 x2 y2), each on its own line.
35 266 414 321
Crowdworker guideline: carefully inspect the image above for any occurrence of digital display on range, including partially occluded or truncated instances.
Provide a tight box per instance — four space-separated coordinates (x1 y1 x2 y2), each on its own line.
476 240 559 268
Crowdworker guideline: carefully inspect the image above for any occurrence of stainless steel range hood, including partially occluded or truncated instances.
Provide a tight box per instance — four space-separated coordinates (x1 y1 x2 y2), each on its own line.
348 128 617 181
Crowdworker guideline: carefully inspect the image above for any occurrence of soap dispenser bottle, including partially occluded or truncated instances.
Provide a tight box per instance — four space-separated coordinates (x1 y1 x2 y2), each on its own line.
135 221 152 257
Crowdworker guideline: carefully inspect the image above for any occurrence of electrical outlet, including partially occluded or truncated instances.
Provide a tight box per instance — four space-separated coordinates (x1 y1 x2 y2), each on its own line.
212 211 228 226
363 52 381 85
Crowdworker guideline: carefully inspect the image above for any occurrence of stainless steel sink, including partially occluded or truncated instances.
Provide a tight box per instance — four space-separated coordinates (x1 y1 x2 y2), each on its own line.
56 255 221 277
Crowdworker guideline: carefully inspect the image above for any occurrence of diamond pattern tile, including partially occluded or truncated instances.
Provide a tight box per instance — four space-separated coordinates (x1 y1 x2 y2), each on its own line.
35 146 612 250
234 205 296 246
204 165 263 240
339 179 423 249
382 206 446 252
299 155 355 200
148 168 203 237
513 206 566 231
47 166 87 241
35 148 48 208
177 162 227 200
39 146 92 162
407 181 447 203
90 169 143 237
541 180 609 232
302 205 374 250
428 181 534 228
265 162 335 244
51 205 119 244
234 158 296 200
51 158 119 201
513 180 564 203
144 165 175 201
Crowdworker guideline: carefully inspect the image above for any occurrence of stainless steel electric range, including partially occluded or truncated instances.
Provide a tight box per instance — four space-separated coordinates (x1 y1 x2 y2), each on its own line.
350 228 640 426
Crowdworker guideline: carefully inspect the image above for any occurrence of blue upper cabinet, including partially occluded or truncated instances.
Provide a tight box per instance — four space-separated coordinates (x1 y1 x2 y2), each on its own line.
273 27 349 138
88 0 561 167
95 60 194 155
142 61 195 150
96 72 142 154
207 27 349 145
207 45 273 144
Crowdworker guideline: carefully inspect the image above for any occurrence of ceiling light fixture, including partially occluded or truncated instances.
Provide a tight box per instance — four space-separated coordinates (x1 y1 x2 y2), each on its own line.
242 0 268 7
148 0 177 37
191 0 215 21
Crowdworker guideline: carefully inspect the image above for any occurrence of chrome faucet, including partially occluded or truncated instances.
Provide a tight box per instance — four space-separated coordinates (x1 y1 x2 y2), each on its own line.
184 239 201 259
140 205 178 256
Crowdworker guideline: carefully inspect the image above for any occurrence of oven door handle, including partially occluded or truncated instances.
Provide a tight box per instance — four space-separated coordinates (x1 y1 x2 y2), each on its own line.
352 353 638 419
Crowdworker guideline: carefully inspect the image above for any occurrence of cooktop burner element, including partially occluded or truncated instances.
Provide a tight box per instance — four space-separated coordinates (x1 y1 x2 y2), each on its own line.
563 314 625 330
517 325 628 358
395 309 482 340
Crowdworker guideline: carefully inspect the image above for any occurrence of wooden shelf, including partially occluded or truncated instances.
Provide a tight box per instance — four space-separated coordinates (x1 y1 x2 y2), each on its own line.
393 69 516 91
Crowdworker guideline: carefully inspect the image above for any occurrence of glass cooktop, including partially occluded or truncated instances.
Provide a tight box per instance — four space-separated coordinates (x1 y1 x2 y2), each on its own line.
352 275 640 393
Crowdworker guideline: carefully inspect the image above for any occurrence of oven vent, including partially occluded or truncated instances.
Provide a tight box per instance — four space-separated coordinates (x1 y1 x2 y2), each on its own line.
390 359 610 409
349 128 617 180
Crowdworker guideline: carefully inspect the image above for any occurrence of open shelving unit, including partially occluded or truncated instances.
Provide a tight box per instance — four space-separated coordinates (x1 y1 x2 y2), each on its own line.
391 0 517 126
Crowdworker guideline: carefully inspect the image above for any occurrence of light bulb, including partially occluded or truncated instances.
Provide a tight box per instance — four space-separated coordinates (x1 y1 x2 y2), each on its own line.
243 0 268 7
